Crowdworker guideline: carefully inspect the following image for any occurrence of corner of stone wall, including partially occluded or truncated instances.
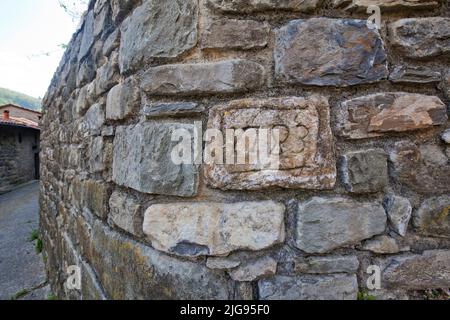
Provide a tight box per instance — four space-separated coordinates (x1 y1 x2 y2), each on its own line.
40 0 450 300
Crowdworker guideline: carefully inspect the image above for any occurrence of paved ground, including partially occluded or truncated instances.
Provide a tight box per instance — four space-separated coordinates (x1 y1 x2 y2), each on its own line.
0 181 50 300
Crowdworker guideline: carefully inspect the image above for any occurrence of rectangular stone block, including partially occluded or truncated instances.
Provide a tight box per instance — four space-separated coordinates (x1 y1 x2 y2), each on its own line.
143 102 204 118
143 201 285 256
337 92 447 139
258 274 358 300
389 18 450 59
413 196 450 238
294 255 359 274
119 0 198 73
389 141 450 194
81 180 110 219
201 19 270 50
389 66 441 84
88 218 233 299
335 0 439 11
112 122 198 197
296 197 387 253
380 250 450 290
208 0 320 12
108 190 141 236
275 18 388 86
140 59 265 96
204 96 336 190
341 149 388 193
106 77 140 120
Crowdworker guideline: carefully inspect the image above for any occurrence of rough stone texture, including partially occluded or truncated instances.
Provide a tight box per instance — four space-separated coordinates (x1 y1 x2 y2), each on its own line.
294 255 359 274
205 96 336 190
106 77 140 120
206 257 241 270
441 129 450 144
229 256 277 282
81 180 109 219
40 0 450 301
142 102 204 118
275 18 388 87
78 10 95 61
111 0 139 23
119 0 198 73
112 122 198 197
95 52 120 95
361 235 403 254
389 18 450 59
143 202 285 256
413 196 450 238
341 149 388 194
336 0 439 11
201 19 269 50
337 93 447 139
83 103 105 133
389 66 441 84
381 250 450 290
88 218 232 299
208 0 320 12
296 197 387 253
443 71 450 99
389 141 450 194
140 59 265 96
384 195 412 237
108 190 141 235
258 274 358 300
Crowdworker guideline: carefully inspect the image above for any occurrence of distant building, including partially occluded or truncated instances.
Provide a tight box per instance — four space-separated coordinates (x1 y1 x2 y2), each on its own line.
0 104 41 194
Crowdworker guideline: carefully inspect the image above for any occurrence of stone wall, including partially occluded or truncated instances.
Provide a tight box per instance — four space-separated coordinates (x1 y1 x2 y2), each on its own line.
0 126 39 194
40 0 450 300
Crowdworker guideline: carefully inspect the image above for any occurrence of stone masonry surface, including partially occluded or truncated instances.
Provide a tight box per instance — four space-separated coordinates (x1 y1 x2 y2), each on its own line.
40 0 450 300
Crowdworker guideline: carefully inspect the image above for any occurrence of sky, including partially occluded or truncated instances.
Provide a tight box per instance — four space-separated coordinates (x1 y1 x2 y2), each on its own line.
0 0 87 98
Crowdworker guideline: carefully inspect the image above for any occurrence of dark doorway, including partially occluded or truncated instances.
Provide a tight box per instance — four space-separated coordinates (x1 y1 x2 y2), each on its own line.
34 153 40 180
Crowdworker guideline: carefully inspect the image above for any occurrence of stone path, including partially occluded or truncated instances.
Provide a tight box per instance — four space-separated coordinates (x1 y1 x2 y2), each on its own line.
0 181 50 300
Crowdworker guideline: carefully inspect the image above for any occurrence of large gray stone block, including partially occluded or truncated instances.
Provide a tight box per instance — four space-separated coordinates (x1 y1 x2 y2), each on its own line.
112 122 198 197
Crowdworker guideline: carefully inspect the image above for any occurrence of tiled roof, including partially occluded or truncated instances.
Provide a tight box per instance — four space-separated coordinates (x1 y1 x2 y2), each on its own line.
0 116 40 130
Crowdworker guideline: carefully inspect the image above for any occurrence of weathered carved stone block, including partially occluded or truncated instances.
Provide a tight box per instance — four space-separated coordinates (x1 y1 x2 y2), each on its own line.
201 19 270 50
337 93 447 139
143 201 285 256
119 0 198 72
275 18 388 86
204 96 336 190
296 197 387 253
389 18 450 59
341 149 388 193
112 123 198 197
258 274 358 300
140 59 265 96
